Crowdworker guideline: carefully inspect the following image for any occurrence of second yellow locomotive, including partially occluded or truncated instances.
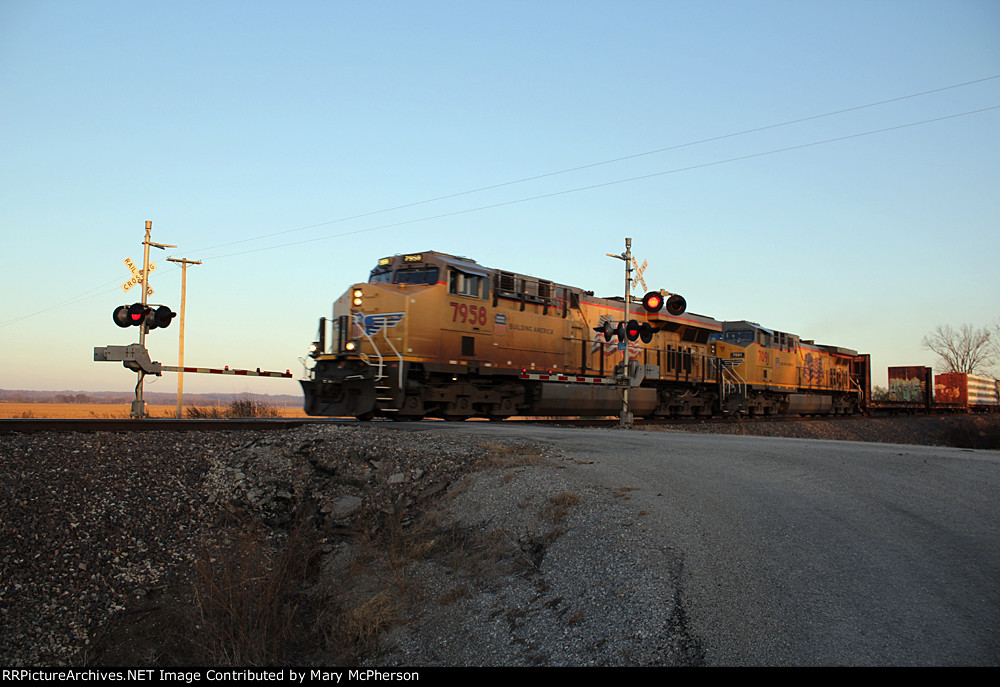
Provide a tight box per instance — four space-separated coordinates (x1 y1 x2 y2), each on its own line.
301 251 868 419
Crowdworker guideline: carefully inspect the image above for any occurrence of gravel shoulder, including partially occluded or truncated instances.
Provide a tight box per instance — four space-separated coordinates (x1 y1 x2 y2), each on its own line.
1 415 997 667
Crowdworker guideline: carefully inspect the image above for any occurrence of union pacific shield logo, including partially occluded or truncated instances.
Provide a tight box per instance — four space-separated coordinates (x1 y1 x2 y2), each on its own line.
353 311 405 337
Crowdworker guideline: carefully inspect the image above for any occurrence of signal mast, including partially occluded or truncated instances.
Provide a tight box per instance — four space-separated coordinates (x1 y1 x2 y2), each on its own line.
606 238 636 428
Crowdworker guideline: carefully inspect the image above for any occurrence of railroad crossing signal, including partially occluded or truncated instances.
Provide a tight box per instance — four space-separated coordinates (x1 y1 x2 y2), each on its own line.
641 290 687 317
113 303 176 330
146 305 176 330
595 319 657 344
665 294 686 316
113 303 147 327
624 319 656 344
594 320 624 343
642 291 663 312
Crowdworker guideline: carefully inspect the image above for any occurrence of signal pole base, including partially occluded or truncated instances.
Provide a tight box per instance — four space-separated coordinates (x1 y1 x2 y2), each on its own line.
619 411 634 429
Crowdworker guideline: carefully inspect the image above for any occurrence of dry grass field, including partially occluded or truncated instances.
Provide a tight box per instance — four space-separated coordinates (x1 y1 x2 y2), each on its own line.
0 402 308 419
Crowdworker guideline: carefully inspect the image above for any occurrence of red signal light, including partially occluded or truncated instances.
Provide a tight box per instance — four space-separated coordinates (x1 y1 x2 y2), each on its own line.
625 320 641 341
594 321 617 342
642 291 664 313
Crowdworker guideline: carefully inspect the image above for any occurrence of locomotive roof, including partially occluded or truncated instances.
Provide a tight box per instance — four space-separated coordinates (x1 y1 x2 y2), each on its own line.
376 250 719 330
377 250 578 288
721 320 858 355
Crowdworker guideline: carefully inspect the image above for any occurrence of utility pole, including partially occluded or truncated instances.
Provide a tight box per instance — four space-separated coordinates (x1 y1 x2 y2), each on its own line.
132 221 176 418
607 237 634 429
166 256 201 418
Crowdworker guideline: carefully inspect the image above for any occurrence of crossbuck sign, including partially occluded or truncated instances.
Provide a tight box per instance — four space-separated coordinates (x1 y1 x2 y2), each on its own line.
631 258 647 292
122 257 155 296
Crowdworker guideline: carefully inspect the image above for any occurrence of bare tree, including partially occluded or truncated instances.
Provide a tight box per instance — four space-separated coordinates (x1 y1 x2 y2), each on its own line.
922 324 994 374
993 318 1000 369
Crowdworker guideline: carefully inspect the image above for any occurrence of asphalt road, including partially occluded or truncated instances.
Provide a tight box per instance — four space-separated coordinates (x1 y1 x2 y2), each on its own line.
420 423 1000 666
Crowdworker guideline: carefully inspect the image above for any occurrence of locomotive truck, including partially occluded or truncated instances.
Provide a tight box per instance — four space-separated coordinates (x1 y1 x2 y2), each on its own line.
301 251 870 420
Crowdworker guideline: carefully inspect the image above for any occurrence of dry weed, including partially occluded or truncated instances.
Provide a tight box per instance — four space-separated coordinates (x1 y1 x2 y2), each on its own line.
939 416 1000 450
341 592 399 652
476 442 550 469
186 396 280 419
184 516 316 666
544 491 581 524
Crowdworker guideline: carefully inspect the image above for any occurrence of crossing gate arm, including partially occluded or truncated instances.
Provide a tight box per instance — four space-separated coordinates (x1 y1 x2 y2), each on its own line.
159 365 293 378
519 371 616 385
95 345 292 378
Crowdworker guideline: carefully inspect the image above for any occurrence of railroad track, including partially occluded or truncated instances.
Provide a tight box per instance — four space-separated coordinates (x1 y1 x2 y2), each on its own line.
0 417 329 434
0 412 904 434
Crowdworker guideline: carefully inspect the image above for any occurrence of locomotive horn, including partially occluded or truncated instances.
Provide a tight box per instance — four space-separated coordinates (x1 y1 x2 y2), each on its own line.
666 294 686 317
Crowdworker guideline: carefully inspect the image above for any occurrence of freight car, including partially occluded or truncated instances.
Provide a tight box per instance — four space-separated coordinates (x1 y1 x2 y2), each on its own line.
873 367 999 413
936 372 1000 411
300 251 870 420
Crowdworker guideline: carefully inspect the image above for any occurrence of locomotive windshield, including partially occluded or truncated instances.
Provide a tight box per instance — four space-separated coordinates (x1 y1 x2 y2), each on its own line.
369 267 393 283
396 266 439 284
716 329 755 346
368 265 440 285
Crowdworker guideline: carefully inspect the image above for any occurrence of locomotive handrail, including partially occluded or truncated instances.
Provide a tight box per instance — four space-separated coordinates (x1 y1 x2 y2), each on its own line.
720 359 747 411
358 326 404 389
851 376 866 404
358 336 384 381
379 328 405 389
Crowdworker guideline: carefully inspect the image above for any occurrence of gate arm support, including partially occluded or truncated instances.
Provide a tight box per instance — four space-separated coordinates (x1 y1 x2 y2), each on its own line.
94 344 162 375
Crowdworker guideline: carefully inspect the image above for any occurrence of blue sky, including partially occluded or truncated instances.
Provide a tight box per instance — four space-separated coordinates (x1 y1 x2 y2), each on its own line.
1 0 998 396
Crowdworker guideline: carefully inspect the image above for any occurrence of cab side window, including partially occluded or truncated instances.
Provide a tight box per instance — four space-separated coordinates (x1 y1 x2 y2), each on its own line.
449 269 484 298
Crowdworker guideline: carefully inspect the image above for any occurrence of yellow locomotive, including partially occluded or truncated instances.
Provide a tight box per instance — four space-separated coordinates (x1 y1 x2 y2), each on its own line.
709 321 869 415
301 251 869 419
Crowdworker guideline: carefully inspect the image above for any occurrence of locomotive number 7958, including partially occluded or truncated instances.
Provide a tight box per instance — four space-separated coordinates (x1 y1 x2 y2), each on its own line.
450 301 488 326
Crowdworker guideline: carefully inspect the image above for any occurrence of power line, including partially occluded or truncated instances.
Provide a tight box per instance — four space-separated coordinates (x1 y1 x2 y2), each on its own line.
186 75 1000 257
3 98 998 328
200 104 1000 261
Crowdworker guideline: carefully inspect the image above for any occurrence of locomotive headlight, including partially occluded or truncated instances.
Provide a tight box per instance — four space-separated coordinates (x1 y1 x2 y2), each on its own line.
345 341 357 351
352 289 363 307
